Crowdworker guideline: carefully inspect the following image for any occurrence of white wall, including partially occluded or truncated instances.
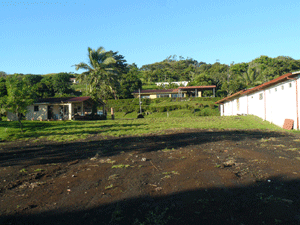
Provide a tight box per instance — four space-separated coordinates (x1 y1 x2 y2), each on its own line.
248 90 265 120
26 105 48 121
264 79 299 128
7 111 18 121
221 76 300 129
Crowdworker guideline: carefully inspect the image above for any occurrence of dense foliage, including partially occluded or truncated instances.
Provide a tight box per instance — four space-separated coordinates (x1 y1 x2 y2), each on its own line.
106 97 221 117
1 53 300 103
140 55 300 97
1 74 35 131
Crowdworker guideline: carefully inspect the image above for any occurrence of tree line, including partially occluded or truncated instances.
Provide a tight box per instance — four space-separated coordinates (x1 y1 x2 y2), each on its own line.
139 55 300 96
1 47 300 129
1 49 300 102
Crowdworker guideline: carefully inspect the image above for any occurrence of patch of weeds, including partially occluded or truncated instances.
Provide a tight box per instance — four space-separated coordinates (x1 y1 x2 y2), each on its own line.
273 144 285 148
260 138 268 142
134 207 171 225
215 164 221 168
180 156 186 159
286 148 298 151
108 174 119 180
162 171 179 175
260 137 276 142
138 165 143 168
109 203 123 224
112 164 130 169
256 193 283 203
19 168 27 173
162 148 175 152
161 175 171 179
196 198 214 209
34 168 44 172
107 159 116 164
105 184 114 190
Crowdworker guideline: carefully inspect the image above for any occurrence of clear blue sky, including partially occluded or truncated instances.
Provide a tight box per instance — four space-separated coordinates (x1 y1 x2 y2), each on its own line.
1 0 300 75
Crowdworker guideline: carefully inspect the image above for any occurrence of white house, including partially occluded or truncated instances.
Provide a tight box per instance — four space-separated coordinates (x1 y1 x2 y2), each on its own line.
70 78 79 84
155 81 189 87
132 85 216 99
7 96 105 121
216 71 300 130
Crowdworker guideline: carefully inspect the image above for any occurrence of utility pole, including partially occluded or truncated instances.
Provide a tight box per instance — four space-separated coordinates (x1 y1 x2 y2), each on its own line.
139 88 142 114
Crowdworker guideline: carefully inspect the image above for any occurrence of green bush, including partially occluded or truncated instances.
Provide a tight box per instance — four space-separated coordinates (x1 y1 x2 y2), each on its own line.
106 96 220 117
158 106 167 112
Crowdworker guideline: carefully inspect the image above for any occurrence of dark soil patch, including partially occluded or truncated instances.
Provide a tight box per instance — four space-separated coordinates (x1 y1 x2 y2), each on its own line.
1 129 300 224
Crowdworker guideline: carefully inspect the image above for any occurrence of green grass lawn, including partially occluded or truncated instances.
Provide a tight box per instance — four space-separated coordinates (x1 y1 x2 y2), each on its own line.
0 115 289 143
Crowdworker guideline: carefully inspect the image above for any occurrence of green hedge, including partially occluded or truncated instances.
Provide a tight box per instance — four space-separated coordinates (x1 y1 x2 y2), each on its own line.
106 97 220 116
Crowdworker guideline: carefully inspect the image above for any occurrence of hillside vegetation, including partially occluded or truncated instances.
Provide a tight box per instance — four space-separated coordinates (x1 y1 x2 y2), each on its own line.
106 97 221 118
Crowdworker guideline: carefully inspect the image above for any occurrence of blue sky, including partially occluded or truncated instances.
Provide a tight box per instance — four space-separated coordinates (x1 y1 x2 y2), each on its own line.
1 0 300 75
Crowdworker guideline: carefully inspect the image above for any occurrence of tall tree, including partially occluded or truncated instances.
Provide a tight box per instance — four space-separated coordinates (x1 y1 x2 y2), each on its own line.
0 77 7 97
118 64 142 99
74 46 118 100
52 73 74 96
4 74 34 132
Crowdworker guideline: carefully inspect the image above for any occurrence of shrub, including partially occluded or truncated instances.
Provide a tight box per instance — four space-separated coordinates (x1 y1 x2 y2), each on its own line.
209 104 215 109
158 106 167 112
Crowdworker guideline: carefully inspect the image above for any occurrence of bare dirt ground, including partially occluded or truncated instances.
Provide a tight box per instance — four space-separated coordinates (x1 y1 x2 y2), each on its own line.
1 129 300 224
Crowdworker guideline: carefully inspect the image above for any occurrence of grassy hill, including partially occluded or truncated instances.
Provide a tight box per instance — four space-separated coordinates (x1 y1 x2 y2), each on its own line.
106 97 221 119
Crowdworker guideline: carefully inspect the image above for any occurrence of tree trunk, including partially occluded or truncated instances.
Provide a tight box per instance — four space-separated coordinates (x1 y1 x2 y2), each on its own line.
18 113 23 133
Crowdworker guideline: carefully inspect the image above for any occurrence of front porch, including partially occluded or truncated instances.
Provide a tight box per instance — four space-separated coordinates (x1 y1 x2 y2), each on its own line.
28 97 106 121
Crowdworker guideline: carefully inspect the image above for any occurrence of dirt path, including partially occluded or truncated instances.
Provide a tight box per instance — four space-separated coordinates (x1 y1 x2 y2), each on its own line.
1 129 300 224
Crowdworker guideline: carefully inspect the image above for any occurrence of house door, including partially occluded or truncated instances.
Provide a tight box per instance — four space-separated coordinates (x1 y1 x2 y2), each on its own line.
47 105 53 120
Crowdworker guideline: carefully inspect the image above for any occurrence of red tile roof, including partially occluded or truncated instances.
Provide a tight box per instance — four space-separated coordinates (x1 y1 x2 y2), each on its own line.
178 85 216 90
35 96 92 104
132 89 178 94
215 89 247 104
132 85 216 94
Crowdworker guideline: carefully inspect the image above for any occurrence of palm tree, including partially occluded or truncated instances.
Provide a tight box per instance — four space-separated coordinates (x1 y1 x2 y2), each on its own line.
239 64 264 88
74 47 118 99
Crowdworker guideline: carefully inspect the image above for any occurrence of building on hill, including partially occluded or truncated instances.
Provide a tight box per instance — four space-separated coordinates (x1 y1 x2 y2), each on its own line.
7 96 105 121
155 81 189 87
132 85 216 99
70 78 79 84
215 71 300 130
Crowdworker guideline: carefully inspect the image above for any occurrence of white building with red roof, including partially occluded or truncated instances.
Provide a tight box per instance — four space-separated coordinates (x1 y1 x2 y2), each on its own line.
132 85 216 99
216 71 300 129
7 96 105 121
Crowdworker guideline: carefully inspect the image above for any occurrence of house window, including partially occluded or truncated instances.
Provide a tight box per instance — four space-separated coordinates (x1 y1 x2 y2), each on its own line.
171 94 183 98
281 85 284 90
157 94 169 98
289 83 292 88
259 93 263 100
34 106 39 112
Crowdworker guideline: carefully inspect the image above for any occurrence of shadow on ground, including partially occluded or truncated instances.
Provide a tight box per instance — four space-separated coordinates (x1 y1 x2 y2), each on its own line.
0 130 286 167
1 176 300 225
